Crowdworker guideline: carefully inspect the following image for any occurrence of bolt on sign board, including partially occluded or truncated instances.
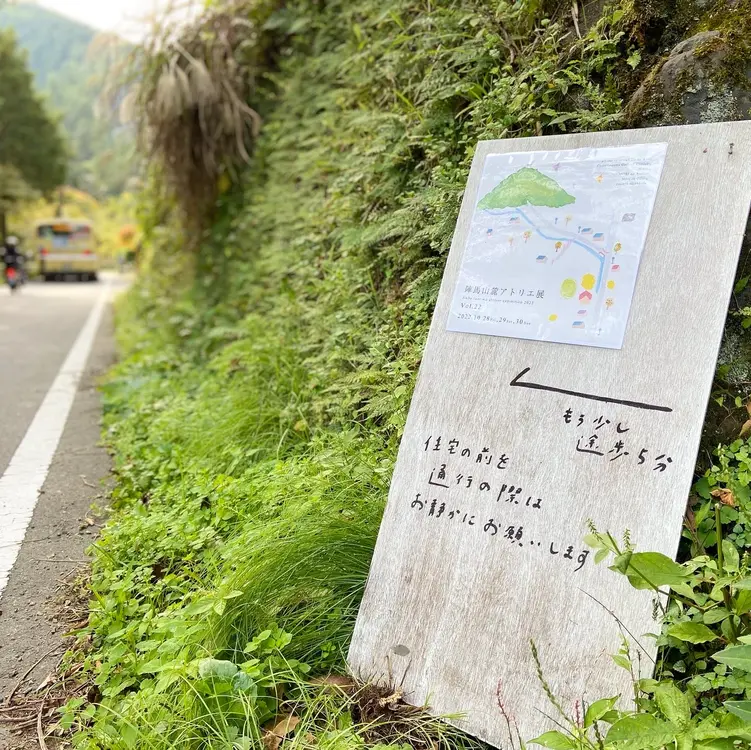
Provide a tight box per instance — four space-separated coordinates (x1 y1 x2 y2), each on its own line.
348 122 751 748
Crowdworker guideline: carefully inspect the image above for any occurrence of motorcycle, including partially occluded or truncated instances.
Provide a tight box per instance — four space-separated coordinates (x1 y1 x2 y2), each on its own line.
4 264 22 292
3 240 26 292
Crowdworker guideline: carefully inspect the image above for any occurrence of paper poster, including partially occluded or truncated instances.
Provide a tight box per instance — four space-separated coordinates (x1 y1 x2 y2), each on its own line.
448 143 667 349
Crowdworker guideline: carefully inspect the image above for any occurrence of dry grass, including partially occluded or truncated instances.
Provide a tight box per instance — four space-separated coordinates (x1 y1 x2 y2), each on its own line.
131 0 272 230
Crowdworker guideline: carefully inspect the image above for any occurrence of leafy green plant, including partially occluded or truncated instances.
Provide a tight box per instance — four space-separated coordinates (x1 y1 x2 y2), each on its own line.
695 441 751 551
524 523 751 750
530 679 751 750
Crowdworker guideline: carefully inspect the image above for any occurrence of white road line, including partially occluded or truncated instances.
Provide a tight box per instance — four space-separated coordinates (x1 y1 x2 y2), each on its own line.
0 282 110 599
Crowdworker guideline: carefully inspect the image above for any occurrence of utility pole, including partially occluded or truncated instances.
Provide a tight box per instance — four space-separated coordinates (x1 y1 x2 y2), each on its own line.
55 187 65 218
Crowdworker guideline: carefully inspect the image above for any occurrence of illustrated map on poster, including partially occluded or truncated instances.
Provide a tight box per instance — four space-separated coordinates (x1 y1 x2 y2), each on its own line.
448 144 667 349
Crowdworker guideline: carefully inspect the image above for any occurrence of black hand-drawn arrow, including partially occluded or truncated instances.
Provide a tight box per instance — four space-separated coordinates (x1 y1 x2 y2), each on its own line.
509 367 673 413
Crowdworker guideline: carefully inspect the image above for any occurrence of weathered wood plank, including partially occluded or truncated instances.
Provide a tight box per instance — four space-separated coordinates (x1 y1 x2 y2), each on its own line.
348 122 751 748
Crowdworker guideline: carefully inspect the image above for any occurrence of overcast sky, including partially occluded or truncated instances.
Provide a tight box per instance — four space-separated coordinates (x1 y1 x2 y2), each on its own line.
36 0 199 41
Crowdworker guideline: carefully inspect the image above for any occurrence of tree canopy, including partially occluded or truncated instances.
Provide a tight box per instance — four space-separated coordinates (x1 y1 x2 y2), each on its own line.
0 29 66 201
0 4 137 198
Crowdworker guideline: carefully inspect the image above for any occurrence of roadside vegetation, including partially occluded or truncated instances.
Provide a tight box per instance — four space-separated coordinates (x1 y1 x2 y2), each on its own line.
57 1 751 748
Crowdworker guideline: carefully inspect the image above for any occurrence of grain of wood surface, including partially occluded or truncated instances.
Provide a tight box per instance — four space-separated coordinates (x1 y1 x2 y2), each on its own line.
348 122 751 748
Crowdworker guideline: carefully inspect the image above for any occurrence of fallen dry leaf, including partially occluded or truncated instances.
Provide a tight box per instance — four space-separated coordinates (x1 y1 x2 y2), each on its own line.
711 487 736 507
309 675 355 690
262 715 301 750
262 731 280 750
739 400 751 437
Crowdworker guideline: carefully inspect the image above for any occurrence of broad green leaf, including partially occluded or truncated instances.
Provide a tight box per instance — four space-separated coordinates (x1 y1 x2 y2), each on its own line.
610 550 633 574
655 683 691 730
672 582 702 603
724 700 751 722
606 714 676 747
689 675 712 692
621 552 689 590
584 696 618 728
600 710 621 725
732 578 751 590
612 653 632 670
667 622 717 644
183 599 215 616
695 741 737 750
694 477 712 501
713 644 751 671
721 617 737 642
548 113 576 126
121 723 138 749
735 590 751 615
703 608 731 624
695 723 751 743
584 532 618 553
673 659 687 674
627 50 642 69
197 659 238 680
710 579 734 602
722 540 740 572
137 659 167 675
638 678 660 693
154 671 182 694
528 731 574 749
736 483 751 505
717 711 751 737
231 671 257 694
102 678 137 697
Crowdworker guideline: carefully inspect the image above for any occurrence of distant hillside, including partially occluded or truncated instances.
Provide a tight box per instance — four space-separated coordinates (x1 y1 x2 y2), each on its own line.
0 2 137 197
0 2 95 87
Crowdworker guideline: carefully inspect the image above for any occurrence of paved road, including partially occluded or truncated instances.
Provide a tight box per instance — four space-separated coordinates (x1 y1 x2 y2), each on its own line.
0 273 125 749
0 281 101 476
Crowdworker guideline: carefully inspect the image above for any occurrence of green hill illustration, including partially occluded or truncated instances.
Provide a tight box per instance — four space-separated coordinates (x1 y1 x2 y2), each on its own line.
478 166 575 210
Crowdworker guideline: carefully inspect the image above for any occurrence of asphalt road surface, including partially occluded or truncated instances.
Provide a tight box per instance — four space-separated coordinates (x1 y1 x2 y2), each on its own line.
0 272 125 749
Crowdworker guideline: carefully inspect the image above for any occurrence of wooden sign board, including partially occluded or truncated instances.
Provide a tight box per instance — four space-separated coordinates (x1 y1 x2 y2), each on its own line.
348 122 751 747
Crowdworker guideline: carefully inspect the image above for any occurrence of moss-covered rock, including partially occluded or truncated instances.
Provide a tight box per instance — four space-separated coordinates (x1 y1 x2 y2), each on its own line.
630 0 708 52
627 30 751 125
625 0 751 126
